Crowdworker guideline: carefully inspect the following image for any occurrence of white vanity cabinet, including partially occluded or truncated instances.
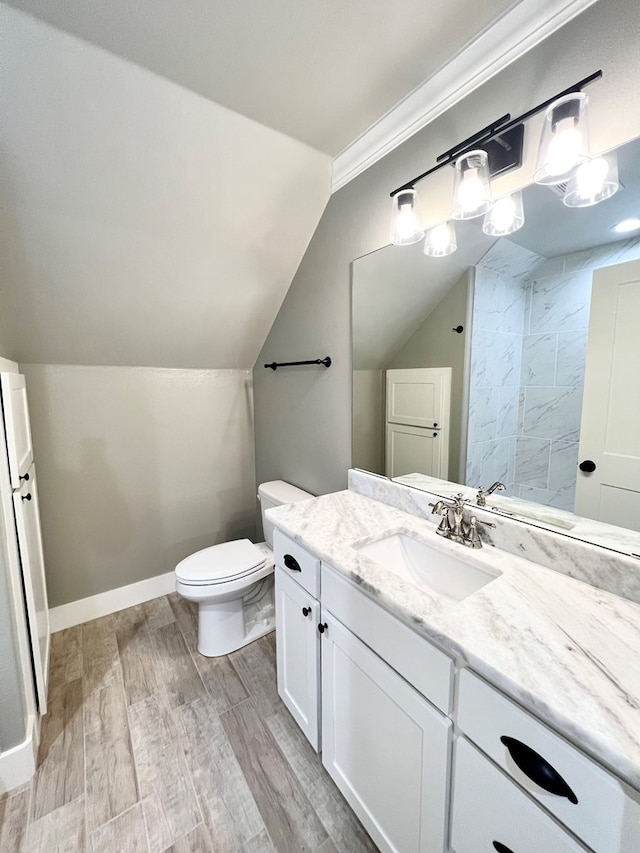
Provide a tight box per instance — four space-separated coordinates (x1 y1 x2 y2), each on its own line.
321 610 451 853
273 530 322 750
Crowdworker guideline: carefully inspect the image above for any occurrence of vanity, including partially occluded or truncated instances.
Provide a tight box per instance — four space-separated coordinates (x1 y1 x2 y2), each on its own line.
267 470 640 853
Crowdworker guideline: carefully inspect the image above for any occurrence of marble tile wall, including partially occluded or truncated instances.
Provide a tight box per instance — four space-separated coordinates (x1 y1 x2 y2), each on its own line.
515 236 640 511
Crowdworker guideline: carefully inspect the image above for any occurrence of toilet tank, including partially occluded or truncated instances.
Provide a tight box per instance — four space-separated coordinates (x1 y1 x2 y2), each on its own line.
258 480 313 548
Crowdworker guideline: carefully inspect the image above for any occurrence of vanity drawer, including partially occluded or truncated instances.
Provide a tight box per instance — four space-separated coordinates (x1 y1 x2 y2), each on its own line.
322 563 453 714
450 736 588 853
273 529 320 598
456 669 640 852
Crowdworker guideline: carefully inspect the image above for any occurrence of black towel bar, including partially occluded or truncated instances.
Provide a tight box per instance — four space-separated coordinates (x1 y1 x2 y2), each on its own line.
264 357 331 371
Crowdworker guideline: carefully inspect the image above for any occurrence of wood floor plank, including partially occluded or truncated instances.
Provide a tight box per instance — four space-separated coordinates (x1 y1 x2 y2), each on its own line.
32 678 84 821
128 695 201 850
141 795 173 853
241 829 277 853
166 823 212 852
26 795 86 853
90 802 148 853
85 681 139 833
194 653 249 714
316 838 340 853
48 627 83 689
141 596 176 631
152 622 206 708
229 639 281 719
174 697 264 850
168 594 198 651
117 622 160 706
82 614 121 693
0 786 30 852
266 705 378 853
221 699 327 853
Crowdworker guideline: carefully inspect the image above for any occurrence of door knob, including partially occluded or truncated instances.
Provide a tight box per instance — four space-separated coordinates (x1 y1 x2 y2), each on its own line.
19 472 30 482
579 459 596 473
317 622 328 634
302 606 311 617
21 492 32 502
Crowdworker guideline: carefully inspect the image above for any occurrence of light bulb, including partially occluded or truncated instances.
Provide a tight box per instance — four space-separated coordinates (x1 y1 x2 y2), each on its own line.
546 119 583 177
424 222 457 257
482 191 524 236
390 189 424 245
458 170 485 215
612 218 640 234
451 150 492 220
564 155 619 208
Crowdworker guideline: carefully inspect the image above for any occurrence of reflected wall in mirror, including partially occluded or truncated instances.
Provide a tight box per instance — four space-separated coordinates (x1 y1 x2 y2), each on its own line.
352 134 640 535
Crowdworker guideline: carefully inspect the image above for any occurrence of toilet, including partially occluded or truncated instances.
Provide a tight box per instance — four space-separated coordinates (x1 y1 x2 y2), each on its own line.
174 480 312 657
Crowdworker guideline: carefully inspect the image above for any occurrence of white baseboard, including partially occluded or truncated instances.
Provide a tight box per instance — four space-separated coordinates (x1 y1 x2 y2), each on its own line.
0 714 38 794
49 571 176 633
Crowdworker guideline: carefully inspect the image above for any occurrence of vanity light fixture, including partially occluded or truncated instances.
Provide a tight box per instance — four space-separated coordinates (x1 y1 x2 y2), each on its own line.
612 217 640 234
451 150 492 220
388 70 602 253
390 188 425 245
533 92 590 185
482 190 525 236
563 153 620 207
424 221 457 257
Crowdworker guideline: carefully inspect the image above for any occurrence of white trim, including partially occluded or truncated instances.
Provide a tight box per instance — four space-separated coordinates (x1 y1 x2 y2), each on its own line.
49 571 176 633
331 0 600 192
0 713 38 792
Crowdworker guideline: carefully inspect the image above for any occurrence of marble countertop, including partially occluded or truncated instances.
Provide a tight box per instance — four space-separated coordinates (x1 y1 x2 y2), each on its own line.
266 489 640 793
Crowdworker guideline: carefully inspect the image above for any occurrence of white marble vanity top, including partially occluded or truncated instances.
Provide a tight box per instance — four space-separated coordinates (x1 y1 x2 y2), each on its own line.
266 489 640 793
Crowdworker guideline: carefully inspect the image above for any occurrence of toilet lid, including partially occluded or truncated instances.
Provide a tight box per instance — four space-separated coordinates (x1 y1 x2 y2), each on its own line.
175 539 267 585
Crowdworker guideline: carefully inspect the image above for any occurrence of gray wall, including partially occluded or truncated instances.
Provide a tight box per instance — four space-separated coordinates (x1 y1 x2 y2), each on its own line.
388 271 470 483
253 0 640 495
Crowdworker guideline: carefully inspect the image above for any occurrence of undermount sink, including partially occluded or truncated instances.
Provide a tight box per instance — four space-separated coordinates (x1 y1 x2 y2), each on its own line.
356 532 501 604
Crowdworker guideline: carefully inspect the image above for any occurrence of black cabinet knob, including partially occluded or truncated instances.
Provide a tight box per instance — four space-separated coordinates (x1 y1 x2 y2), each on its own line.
19 472 30 482
283 554 302 572
579 459 596 473
493 843 515 853
302 606 311 617
501 736 578 803
317 622 328 634
21 493 32 502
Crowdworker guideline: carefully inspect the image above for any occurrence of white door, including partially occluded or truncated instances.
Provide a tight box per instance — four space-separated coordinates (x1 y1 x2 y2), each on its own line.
385 368 451 478
575 259 640 529
321 611 450 853
14 467 50 714
1 373 34 489
275 568 321 750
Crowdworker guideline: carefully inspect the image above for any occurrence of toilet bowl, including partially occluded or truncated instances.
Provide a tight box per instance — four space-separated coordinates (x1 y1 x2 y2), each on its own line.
175 481 312 657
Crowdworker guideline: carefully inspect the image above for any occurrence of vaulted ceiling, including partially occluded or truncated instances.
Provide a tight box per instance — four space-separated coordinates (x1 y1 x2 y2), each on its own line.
1 0 529 369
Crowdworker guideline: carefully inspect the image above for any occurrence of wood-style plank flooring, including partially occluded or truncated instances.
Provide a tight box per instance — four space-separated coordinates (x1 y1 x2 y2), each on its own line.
0 594 378 852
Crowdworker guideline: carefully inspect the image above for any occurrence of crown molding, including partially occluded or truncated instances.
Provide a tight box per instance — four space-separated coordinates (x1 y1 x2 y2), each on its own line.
331 0 600 192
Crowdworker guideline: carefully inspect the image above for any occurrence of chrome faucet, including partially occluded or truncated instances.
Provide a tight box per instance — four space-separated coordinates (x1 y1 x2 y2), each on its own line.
476 481 506 507
430 493 494 548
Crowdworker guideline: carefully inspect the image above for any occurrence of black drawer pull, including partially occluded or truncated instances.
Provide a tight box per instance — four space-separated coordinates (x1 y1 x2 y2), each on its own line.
283 554 301 572
318 622 328 634
21 492 32 502
302 606 311 617
501 736 578 804
19 472 30 482
493 843 515 853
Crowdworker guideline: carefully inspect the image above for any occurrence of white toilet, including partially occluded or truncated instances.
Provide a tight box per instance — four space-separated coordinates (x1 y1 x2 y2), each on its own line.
174 480 312 657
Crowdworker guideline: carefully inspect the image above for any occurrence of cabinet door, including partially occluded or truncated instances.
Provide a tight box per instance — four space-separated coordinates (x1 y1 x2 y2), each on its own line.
450 737 588 853
1 373 34 488
321 611 450 853
275 568 321 750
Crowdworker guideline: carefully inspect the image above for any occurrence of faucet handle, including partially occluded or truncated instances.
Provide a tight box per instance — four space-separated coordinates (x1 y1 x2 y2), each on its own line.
464 517 483 548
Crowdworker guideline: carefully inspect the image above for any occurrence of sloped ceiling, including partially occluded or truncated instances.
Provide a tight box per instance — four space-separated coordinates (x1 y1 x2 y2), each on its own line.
0 5 331 368
4 0 518 156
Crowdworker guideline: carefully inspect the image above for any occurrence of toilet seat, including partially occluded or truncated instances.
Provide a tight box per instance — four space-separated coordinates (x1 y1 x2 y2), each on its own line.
175 539 267 586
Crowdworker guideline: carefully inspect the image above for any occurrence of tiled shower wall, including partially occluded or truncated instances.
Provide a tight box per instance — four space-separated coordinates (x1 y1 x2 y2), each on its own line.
467 237 640 510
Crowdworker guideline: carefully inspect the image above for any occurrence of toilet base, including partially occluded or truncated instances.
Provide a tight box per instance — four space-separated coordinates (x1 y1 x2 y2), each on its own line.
197 595 275 657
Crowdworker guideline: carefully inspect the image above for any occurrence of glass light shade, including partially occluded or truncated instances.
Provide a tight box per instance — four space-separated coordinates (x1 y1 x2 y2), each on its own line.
451 149 492 220
423 222 457 257
534 92 590 185
482 191 525 236
390 188 424 245
563 154 620 207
